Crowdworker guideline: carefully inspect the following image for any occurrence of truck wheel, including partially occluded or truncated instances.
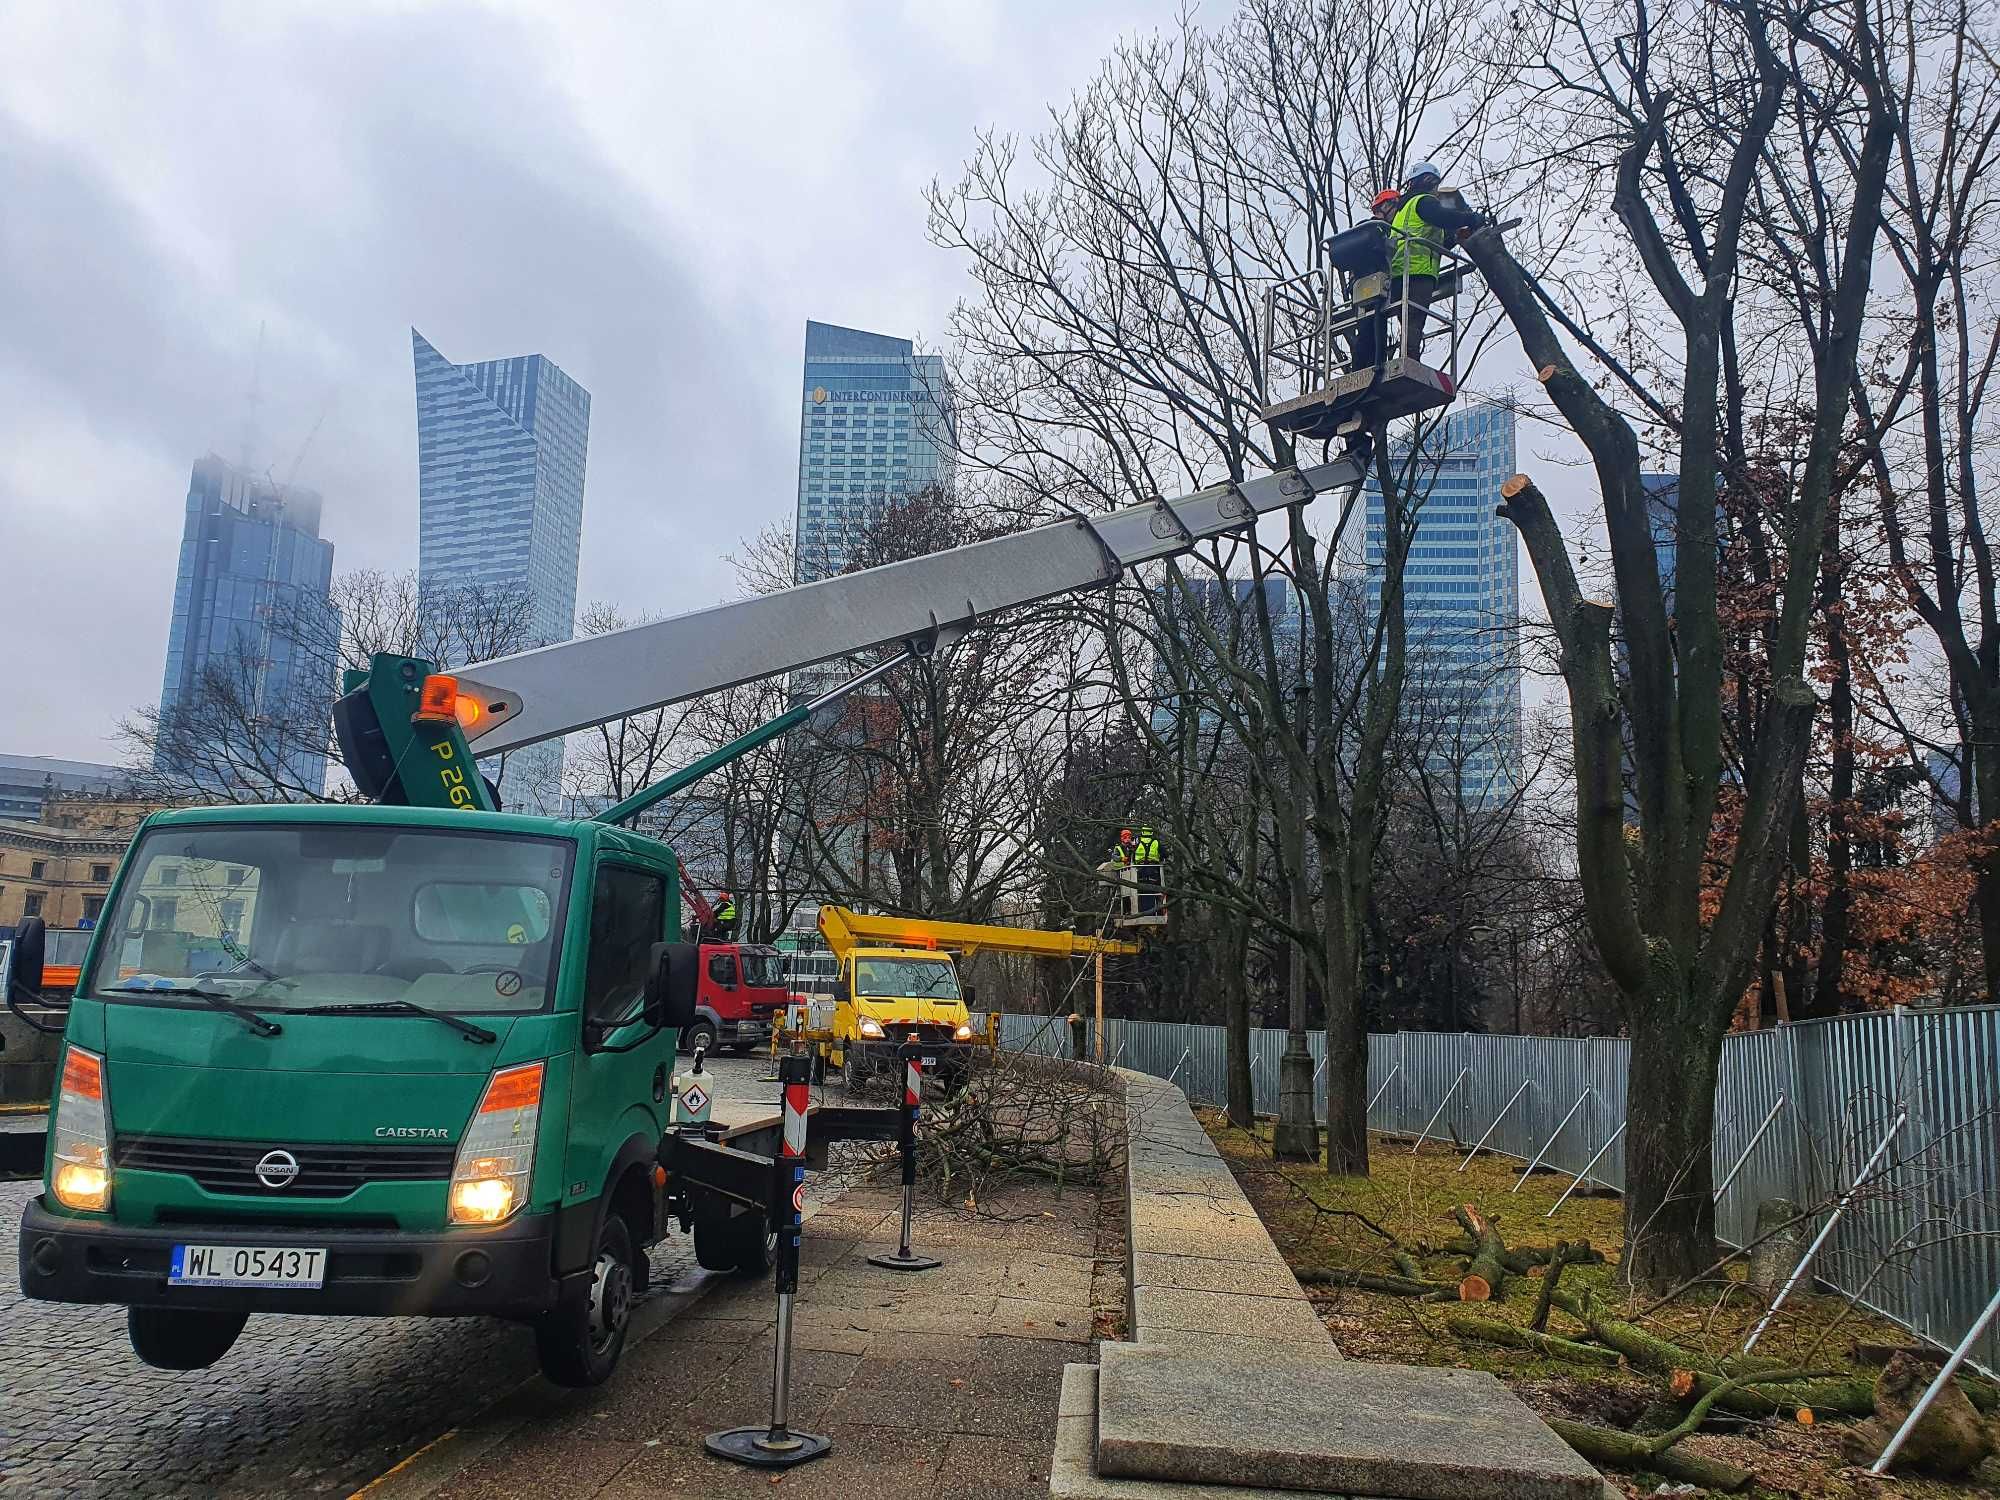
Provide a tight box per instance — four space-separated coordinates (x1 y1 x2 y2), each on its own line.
535 1212 636 1388
694 1201 776 1276
684 1020 717 1055
842 1048 870 1091
127 1306 248 1370
810 1049 827 1084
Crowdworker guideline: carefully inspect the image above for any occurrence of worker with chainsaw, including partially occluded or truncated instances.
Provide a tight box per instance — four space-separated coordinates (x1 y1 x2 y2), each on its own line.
1132 826 1163 915
1387 161 1489 356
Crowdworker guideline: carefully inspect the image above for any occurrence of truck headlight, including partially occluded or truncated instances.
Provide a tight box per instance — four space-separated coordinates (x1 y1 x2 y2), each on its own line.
856 1016 885 1040
953 1023 974 1041
450 1061 542 1225
52 1046 112 1213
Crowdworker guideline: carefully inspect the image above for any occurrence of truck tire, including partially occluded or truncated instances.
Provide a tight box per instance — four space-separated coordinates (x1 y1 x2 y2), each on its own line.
684 1019 718 1056
842 1047 870 1092
535 1212 636 1387
127 1306 248 1370
694 1201 776 1276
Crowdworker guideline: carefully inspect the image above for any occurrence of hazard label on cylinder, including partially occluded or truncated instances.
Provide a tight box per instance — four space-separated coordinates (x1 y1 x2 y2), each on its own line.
782 1082 809 1158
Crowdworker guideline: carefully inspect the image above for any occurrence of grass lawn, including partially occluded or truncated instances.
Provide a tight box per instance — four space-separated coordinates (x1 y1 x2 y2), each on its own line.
1202 1111 2000 1499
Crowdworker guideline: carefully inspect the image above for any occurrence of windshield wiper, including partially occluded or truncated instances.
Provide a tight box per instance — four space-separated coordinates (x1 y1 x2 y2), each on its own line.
299 999 497 1044
106 984 283 1038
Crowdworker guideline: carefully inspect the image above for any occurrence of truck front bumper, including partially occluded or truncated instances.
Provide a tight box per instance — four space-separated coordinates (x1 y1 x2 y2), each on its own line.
17 1196 585 1319
843 1038 981 1075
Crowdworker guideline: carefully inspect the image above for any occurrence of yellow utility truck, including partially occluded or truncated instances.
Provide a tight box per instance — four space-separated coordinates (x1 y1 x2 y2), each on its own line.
796 906 1137 1090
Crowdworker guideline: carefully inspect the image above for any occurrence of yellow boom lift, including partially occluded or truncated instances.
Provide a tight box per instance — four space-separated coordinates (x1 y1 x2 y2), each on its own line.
778 906 1139 1087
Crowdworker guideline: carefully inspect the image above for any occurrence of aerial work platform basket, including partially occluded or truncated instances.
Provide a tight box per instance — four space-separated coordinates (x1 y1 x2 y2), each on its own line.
1258 221 1475 442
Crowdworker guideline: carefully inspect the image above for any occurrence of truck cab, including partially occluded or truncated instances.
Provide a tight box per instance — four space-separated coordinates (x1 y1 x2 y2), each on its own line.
690 942 787 1054
827 945 976 1090
15 802 722 1387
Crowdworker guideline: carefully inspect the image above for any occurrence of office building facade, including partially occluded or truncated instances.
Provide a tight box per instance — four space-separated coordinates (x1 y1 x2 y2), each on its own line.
412 330 591 809
794 321 954 581
1357 404 1522 802
156 455 338 796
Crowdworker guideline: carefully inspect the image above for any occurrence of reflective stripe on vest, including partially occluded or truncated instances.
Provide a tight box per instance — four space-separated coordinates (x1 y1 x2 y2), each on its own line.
1390 193 1445 280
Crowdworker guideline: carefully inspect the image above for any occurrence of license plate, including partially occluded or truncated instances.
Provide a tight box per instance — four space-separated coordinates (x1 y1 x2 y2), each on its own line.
922 1054 939 1067
170 1244 325 1289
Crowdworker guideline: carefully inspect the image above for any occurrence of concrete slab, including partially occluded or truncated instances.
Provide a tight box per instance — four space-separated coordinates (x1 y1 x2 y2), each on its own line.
1051 1366 1340 1500
1129 1251 1308 1302
1094 1344 1603 1500
1132 1285 1333 1346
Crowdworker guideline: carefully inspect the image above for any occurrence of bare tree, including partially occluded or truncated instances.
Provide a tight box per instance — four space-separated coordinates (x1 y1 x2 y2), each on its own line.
932 0 1503 1172
1462 0 1900 1286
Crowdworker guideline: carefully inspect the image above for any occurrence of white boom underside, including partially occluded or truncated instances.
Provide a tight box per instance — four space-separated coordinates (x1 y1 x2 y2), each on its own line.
454 459 1360 755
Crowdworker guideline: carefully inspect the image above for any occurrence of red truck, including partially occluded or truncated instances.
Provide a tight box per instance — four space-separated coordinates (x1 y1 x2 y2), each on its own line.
685 942 788 1053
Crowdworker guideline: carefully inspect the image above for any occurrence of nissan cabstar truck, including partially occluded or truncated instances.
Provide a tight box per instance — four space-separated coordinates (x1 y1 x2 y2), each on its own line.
13 447 1375 1393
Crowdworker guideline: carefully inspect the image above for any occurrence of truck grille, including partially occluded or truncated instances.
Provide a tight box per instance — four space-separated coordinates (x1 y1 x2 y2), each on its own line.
113 1135 457 1199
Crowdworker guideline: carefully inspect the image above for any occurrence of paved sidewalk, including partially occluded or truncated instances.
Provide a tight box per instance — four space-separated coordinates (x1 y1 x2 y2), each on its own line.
424 1175 1110 1500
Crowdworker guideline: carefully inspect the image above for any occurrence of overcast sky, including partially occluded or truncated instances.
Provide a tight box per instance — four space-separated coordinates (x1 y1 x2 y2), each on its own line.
1 1 1574 769
0 0 1176 762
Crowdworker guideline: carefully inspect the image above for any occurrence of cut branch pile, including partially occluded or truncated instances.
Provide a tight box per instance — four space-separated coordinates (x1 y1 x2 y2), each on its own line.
1296 1198 1995 1487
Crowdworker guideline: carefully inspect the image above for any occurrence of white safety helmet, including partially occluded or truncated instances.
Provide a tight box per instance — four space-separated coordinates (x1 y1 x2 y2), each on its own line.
1405 160 1443 187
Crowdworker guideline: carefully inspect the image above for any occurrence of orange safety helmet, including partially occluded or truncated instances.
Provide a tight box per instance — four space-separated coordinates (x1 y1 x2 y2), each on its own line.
1371 189 1402 209
1119 828 1134 844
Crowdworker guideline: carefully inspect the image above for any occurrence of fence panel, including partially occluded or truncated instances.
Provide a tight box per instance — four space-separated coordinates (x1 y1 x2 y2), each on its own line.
996 1008 1999 1373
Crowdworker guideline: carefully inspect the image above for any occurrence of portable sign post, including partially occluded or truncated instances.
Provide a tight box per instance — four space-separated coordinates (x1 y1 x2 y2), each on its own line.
869 1035 942 1272
704 1051 830 1468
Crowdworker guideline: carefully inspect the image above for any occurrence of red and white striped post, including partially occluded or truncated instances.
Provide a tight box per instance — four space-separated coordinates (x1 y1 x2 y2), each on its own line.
705 1050 831 1468
869 1033 941 1271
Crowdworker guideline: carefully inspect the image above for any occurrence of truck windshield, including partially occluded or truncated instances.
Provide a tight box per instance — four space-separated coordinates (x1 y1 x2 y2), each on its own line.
854 957 961 1000
740 951 785 988
85 824 573 1016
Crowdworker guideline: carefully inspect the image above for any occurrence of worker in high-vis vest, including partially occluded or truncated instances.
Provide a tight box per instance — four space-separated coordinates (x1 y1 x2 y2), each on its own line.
1133 826 1163 916
1387 162 1489 357
712 892 737 939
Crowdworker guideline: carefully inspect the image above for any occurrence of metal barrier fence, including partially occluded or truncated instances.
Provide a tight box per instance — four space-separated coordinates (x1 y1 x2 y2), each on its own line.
996 1007 2000 1374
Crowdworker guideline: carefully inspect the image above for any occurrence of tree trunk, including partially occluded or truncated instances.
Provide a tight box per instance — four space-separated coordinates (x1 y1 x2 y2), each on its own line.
1973 725 2000 1008
1624 1001 1723 1288
1223 934 1255 1129
1322 991 1369 1175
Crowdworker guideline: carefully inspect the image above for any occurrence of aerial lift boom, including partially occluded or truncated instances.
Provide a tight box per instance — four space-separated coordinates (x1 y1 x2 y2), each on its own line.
333 457 1363 808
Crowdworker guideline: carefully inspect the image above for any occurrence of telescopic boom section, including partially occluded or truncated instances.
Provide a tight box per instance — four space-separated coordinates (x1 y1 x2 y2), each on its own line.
817 906 1140 961
443 460 1360 757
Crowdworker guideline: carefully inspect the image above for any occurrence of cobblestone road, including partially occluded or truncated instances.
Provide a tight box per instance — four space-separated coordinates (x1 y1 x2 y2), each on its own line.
0 1055 794 1499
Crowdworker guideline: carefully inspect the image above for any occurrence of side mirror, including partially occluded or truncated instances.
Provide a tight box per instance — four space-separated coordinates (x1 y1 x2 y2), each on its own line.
9 917 46 998
834 973 851 1001
961 982 978 1011
5 916 65 1036
645 941 699 1030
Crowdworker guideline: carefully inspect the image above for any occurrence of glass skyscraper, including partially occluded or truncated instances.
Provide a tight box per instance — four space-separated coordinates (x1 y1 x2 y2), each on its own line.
157 454 338 795
1357 404 1522 802
793 321 955 581
412 329 591 810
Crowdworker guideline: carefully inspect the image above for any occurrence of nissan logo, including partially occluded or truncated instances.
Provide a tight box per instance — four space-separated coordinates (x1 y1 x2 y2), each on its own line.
255 1150 301 1190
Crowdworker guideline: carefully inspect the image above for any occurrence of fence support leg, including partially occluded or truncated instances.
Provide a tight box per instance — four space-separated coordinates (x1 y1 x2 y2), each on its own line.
1546 1122 1626 1217
1744 1108 1908 1353
1365 1063 1400 1119
1166 1046 1191 1089
1869 1278 2000 1475
1712 1095 1787 1203
1459 1078 1532 1173
1512 1088 1594 1194
1409 1067 1470 1155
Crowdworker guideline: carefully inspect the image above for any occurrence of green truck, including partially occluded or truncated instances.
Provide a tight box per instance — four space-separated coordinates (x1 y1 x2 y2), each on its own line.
10 453 1365 1390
